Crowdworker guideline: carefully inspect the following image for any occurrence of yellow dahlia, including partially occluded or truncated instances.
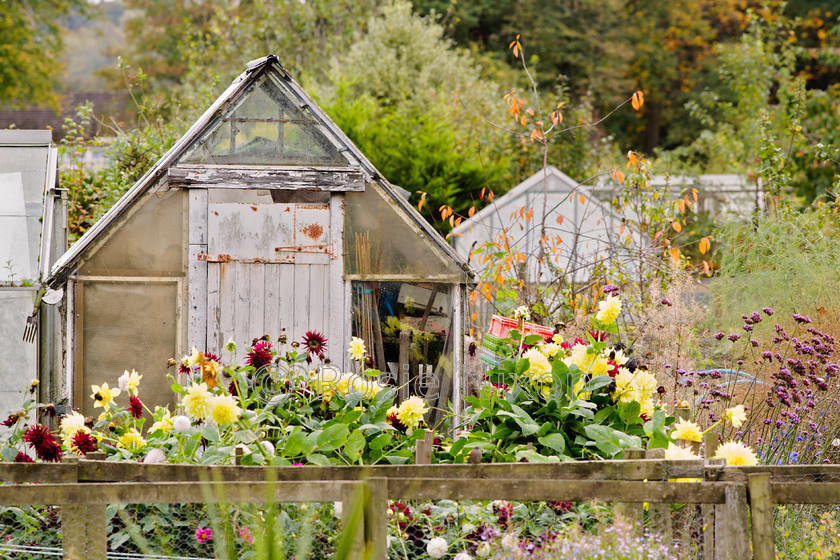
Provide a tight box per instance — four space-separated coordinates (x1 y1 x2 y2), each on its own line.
183 382 212 421
664 442 701 460
671 418 703 443
149 408 174 434
596 295 622 324
348 337 367 362
118 369 143 395
396 396 428 430
118 428 146 450
723 405 747 429
714 441 758 466
210 395 241 426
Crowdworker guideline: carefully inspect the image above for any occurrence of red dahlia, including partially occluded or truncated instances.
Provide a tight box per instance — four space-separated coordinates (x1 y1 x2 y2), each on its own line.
14 452 34 463
245 340 273 369
129 395 144 419
72 431 99 455
23 424 63 462
302 331 327 361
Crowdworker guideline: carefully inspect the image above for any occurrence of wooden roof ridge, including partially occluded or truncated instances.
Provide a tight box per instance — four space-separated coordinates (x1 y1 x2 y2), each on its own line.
47 55 473 287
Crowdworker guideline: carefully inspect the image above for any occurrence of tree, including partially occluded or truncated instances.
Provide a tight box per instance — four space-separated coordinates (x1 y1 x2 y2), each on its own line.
0 0 89 107
314 1 514 232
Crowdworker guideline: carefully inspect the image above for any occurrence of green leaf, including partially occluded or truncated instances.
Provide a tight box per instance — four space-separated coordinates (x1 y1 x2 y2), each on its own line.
316 424 350 452
282 428 311 458
538 433 567 454
515 449 561 463
523 334 544 345
368 433 392 451
307 453 330 466
344 430 365 462
582 374 614 394
384 454 410 465
618 400 642 426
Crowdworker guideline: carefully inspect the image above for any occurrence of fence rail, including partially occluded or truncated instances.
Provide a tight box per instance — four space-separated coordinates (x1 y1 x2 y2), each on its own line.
1 455 839 560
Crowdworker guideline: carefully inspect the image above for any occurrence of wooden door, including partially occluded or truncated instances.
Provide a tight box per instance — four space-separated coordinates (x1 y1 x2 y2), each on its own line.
199 194 345 364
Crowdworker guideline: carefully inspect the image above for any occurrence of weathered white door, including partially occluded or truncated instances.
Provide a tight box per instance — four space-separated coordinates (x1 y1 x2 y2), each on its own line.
200 194 345 363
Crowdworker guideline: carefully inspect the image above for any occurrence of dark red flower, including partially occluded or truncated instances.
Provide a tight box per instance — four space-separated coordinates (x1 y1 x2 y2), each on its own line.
1 411 23 427
468 341 477 358
246 340 273 369
228 380 239 397
23 424 62 462
72 431 98 455
14 452 34 463
128 395 143 419
386 409 407 434
302 331 327 361
548 501 574 514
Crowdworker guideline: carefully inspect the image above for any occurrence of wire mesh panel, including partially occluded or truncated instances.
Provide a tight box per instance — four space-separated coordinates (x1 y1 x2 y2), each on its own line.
0 504 63 559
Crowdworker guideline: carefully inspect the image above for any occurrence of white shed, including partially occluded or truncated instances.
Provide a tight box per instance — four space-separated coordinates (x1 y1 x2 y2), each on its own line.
450 166 642 287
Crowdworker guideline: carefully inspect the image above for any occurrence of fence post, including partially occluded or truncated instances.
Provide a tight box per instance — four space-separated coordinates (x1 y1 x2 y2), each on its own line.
703 456 725 560
341 482 367 560
365 478 388 560
620 449 645 536
414 430 433 465
748 473 774 560
715 484 750 560
645 448 672 547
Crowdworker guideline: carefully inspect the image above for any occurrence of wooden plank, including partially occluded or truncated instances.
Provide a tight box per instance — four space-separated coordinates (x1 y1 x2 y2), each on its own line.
233 261 250 346
714 465 840 482
770 482 840 503
169 165 366 191
188 244 208 351
365 478 388 560
328 195 345 367
748 473 774 560
308 263 328 338
207 262 222 353
248 262 265 338
702 503 715 560
620 449 645 534
75 460 706 484
0 481 349 506
646 448 672 547
293 264 310 342
73 281 84 411
715 484 750 560
341 482 366 560
385 478 729 503
0 462 78 483
278 263 296 342
188 188 208 245
264 264 281 338
398 331 410 403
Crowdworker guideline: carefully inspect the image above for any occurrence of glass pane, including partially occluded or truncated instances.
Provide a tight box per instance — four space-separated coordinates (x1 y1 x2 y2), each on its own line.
0 289 37 419
78 189 185 276
80 281 178 418
0 146 50 282
351 280 452 399
181 75 348 166
344 183 463 280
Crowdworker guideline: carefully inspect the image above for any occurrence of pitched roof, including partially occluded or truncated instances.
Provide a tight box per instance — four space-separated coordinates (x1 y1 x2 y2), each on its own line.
47 55 472 287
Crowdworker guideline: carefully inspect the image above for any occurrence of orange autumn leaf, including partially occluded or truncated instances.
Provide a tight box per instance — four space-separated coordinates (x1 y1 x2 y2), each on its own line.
626 151 638 168
556 215 564 225
468 206 476 217
579 194 586 204
699 237 711 255
525 208 534 222
669 247 680 263
631 90 644 111
611 169 625 183
672 221 682 233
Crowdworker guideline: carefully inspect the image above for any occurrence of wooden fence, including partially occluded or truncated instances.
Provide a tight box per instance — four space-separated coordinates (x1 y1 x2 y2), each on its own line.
2 454 840 560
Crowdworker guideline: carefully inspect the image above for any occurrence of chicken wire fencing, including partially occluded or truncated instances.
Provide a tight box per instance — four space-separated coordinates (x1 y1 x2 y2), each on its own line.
0 501 342 560
0 498 707 560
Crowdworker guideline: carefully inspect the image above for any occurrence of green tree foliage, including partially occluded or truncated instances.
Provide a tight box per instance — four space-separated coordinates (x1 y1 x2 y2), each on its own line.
0 0 89 107
314 1 514 232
